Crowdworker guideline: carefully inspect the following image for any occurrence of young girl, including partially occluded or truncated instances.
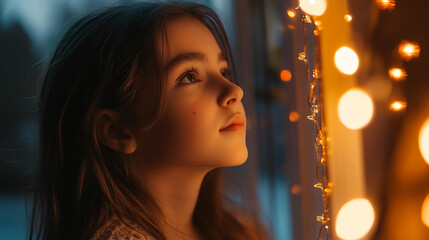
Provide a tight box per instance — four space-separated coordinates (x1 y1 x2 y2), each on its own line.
29 1 268 240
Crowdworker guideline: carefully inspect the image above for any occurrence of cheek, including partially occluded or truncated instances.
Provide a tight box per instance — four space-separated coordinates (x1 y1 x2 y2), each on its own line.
140 94 248 167
162 109 248 167
166 109 215 159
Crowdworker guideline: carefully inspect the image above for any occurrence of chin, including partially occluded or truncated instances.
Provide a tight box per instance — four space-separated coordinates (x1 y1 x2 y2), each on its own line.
223 147 249 167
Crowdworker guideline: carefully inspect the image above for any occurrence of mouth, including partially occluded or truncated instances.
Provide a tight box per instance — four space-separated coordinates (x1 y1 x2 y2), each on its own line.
220 113 246 132
220 123 245 132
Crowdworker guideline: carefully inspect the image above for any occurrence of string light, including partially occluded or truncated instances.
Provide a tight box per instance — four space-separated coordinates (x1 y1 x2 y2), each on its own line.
298 51 307 60
313 29 320 36
389 100 406 111
375 0 396 10
398 40 420 61
388 67 407 81
287 9 296 18
344 14 353 22
304 15 312 23
314 19 323 27
298 9 329 239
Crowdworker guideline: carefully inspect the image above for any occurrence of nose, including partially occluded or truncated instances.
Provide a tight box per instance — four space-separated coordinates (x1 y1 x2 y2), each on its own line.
218 80 244 107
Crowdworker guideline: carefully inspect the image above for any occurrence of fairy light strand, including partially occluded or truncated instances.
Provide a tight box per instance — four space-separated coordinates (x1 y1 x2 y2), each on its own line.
298 8 330 240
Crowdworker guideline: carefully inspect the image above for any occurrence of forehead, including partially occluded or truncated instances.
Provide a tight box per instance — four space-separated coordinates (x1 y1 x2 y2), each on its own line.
162 16 223 62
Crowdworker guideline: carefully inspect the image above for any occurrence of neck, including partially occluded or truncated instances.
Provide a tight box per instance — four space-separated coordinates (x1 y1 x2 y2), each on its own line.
139 164 213 239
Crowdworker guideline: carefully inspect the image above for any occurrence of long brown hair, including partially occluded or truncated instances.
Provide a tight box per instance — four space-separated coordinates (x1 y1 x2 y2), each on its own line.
29 1 268 239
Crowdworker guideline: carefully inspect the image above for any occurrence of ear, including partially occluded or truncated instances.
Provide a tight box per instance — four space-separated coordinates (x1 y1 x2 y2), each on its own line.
94 109 137 154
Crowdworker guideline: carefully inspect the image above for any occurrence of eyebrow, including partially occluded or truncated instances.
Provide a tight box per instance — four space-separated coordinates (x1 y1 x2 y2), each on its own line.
165 51 227 71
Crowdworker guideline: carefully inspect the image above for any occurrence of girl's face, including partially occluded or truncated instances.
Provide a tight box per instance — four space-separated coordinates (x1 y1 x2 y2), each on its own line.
135 16 247 169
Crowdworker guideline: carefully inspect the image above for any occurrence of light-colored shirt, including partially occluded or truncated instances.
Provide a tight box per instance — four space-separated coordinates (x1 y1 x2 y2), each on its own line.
90 217 154 240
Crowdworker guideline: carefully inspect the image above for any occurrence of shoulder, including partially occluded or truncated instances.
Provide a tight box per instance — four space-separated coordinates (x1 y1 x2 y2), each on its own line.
90 217 154 240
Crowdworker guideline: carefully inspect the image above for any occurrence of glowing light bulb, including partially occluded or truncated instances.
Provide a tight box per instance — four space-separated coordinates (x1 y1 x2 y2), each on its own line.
344 14 353 22
336 198 375 240
388 67 407 81
419 118 429 165
375 0 396 10
280 69 292 82
338 89 374 130
299 0 327 16
335 47 359 75
287 9 296 18
398 40 420 61
314 20 322 27
389 101 407 111
289 111 300 122
422 194 429 227
298 52 306 61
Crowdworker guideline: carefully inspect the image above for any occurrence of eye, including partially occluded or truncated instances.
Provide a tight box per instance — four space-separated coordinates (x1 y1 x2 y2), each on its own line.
221 67 231 80
178 67 199 84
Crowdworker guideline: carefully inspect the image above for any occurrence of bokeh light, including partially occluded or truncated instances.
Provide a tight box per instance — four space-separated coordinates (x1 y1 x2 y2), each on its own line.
299 0 327 16
335 47 359 75
338 89 374 129
398 40 420 61
344 14 353 22
289 111 300 122
290 184 302 195
287 9 296 18
280 69 292 82
375 0 396 10
314 19 322 27
336 198 375 240
388 67 407 81
389 101 407 112
422 194 429 228
419 118 429 165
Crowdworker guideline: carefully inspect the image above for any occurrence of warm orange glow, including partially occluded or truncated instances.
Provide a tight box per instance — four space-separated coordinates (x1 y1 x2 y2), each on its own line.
280 70 292 82
422 194 429 227
335 47 359 75
338 89 373 129
287 9 296 18
388 67 407 81
290 184 302 195
389 101 407 111
299 0 327 16
344 14 352 22
314 20 322 27
336 198 375 239
398 40 420 61
375 0 395 10
419 118 429 165
289 111 300 122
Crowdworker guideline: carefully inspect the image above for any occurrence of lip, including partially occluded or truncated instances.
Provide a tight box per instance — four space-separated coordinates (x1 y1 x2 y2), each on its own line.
220 124 245 132
220 114 246 132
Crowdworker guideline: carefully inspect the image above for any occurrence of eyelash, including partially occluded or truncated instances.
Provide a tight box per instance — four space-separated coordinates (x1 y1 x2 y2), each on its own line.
178 67 200 84
178 67 231 84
